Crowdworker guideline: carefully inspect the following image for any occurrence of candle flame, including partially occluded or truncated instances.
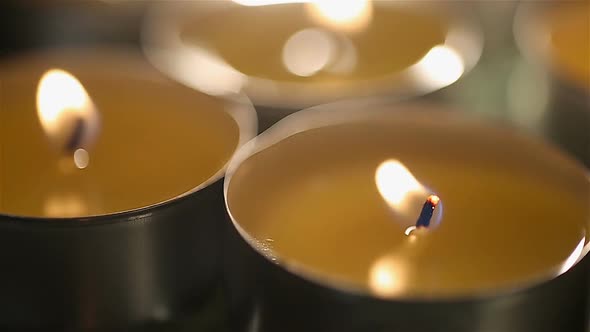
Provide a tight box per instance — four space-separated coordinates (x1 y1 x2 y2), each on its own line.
231 0 372 32
375 159 443 229
375 160 425 206
36 69 100 163
305 0 373 33
231 0 307 5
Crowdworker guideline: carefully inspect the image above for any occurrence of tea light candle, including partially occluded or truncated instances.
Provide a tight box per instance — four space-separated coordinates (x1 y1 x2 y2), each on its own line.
143 0 482 127
515 2 590 94
224 102 590 331
0 49 256 328
1 52 249 217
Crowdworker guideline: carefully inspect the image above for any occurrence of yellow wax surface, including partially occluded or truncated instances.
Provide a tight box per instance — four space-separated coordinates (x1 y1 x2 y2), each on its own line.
0 51 240 218
228 114 590 297
545 2 590 89
181 3 449 83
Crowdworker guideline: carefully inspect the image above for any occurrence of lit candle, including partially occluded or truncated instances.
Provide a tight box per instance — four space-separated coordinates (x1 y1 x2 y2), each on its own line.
224 101 590 331
144 1 482 127
0 50 254 217
0 49 256 328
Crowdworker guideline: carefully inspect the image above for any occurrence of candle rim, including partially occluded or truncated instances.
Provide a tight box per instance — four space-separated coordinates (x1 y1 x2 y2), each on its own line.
224 99 590 300
0 47 258 223
143 1 484 109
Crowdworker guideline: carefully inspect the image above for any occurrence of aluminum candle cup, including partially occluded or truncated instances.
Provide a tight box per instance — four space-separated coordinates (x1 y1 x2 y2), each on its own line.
143 0 483 130
224 101 590 332
0 48 257 329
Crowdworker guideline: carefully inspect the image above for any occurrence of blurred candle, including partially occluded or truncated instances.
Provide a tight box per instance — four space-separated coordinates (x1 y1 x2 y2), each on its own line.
544 2 589 91
225 103 589 298
0 49 253 217
144 1 482 115
0 49 256 328
515 1 590 93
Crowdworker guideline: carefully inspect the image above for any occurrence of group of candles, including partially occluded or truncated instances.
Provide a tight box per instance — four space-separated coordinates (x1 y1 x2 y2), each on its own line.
0 0 588 330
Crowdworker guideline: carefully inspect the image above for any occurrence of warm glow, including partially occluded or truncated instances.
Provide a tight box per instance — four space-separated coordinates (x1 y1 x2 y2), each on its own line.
310 0 369 23
37 69 89 130
36 69 99 153
375 159 442 228
306 0 372 32
428 195 440 206
375 160 425 206
410 45 465 89
232 0 372 32
232 0 307 5
369 254 406 297
43 193 88 217
282 28 335 77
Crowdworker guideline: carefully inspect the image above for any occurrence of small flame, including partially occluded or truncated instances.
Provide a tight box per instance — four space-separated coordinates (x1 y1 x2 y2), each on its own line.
427 195 440 206
305 0 372 32
36 69 100 160
375 159 442 229
375 160 425 206
231 0 307 5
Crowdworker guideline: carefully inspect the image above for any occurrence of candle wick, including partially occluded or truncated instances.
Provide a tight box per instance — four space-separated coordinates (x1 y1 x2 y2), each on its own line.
65 117 86 152
415 195 440 228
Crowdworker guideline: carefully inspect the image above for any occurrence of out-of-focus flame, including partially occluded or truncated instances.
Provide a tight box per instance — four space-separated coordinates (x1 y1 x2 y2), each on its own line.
375 159 442 229
231 0 307 5
36 69 100 161
410 45 465 89
231 0 372 32
306 0 372 33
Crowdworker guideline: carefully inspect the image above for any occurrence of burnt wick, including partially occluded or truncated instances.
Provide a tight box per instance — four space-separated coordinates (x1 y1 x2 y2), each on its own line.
65 117 86 152
414 195 440 229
